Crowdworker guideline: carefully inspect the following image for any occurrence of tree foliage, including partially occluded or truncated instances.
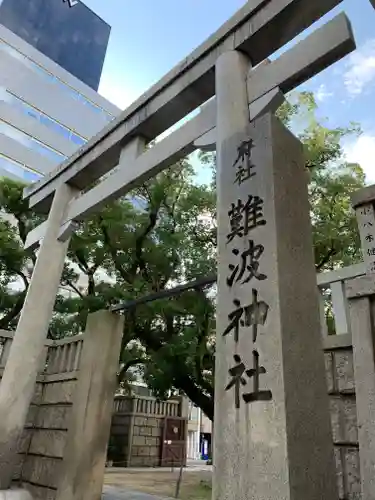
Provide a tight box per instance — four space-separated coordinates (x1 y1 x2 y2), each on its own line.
0 92 365 420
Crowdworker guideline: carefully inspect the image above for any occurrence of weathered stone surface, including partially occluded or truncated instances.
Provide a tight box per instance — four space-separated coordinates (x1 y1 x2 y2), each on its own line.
334 448 345 499
134 417 147 426
31 383 44 405
214 50 337 500
139 427 152 436
324 352 335 393
136 447 150 457
25 484 56 500
348 293 375 500
133 436 146 446
0 184 76 488
145 438 158 446
22 456 61 489
17 430 32 454
335 351 355 393
130 456 145 466
25 405 38 428
151 428 160 437
29 430 67 459
330 397 358 444
149 447 159 457
43 381 76 405
55 311 124 500
12 454 25 481
148 418 158 427
35 405 71 430
344 447 361 500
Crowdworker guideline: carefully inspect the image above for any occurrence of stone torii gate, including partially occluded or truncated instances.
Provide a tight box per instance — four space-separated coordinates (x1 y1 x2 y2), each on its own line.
0 0 362 497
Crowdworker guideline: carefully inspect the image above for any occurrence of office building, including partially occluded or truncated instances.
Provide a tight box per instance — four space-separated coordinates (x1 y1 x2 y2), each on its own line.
0 1 119 184
0 5 212 463
0 0 110 90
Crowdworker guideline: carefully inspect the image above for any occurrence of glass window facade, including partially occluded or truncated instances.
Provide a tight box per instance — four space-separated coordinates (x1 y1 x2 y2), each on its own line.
0 86 87 146
0 152 42 182
0 118 66 163
0 0 111 91
0 37 114 121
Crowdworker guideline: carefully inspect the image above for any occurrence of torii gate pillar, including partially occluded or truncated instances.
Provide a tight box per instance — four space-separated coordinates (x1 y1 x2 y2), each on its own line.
0 183 76 487
214 49 338 500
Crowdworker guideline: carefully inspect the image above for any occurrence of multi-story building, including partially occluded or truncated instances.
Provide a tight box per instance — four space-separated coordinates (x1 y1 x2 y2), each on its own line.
129 383 212 462
187 401 212 461
0 0 110 91
0 0 119 184
0 2 212 463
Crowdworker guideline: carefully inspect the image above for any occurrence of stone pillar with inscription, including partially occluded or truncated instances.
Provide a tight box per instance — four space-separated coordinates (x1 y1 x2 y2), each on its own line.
352 187 375 274
347 185 375 500
214 50 337 500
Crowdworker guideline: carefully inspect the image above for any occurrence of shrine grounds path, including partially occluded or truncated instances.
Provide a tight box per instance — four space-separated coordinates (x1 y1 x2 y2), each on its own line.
102 465 212 500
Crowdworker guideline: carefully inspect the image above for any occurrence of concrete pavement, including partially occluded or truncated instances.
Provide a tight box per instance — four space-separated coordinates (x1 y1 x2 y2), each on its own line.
103 485 170 500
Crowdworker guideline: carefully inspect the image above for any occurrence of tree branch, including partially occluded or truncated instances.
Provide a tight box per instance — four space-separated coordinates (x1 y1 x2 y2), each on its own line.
315 245 337 271
13 269 29 291
129 203 162 282
0 290 26 329
131 312 214 420
87 271 96 296
98 215 133 284
118 357 145 384
62 279 84 299
14 213 27 245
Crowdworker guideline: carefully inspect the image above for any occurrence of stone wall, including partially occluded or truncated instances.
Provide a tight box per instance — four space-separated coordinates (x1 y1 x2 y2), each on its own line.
17 375 78 500
108 397 133 466
109 396 186 467
130 415 165 467
0 331 83 500
0 329 364 497
323 334 360 500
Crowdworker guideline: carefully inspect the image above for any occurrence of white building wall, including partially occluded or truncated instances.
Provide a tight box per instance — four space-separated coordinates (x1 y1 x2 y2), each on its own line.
0 20 121 298
0 23 120 183
187 402 202 460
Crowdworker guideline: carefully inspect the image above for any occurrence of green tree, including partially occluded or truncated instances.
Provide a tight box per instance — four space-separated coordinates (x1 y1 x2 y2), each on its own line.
0 91 365 420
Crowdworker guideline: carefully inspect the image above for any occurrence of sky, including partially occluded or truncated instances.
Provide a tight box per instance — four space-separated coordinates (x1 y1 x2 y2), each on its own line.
83 0 375 184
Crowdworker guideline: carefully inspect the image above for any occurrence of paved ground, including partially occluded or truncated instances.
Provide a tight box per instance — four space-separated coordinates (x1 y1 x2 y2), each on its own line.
105 461 211 474
103 463 212 500
186 460 212 472
103 485 169 500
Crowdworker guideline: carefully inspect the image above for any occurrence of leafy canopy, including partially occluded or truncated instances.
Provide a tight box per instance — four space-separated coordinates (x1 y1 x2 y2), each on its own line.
0 91 365 420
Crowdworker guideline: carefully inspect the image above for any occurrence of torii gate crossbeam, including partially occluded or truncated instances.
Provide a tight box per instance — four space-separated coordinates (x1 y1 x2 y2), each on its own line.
24 0 345 211
0 0 359 492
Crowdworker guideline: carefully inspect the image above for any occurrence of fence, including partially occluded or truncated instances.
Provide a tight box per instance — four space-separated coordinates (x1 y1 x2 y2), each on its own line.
114 394 181 417
317 262 365 337
0 309 124 500
0 263 369 498
109 394 186 467
0 330 83 499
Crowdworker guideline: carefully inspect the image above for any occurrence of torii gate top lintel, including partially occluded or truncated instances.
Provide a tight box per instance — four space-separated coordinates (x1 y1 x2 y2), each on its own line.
23 0 348 213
